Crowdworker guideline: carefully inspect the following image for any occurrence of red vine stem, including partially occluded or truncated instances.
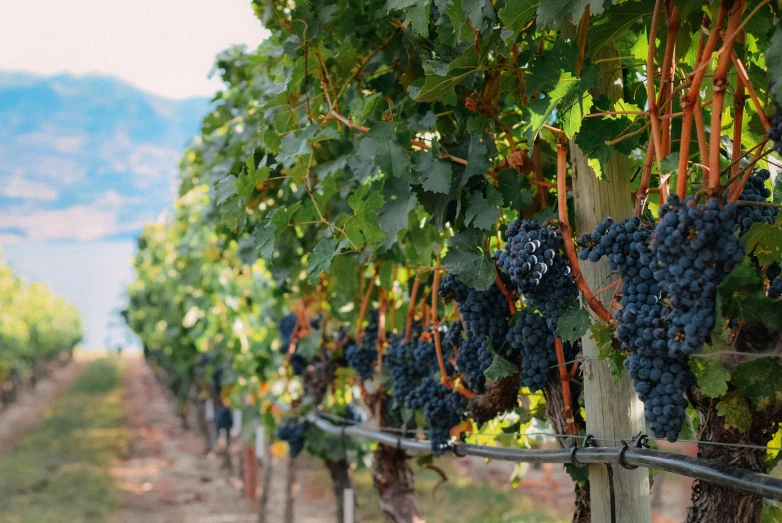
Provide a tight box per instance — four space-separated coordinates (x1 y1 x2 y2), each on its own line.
556 139 612 325
728 141 770 202
731 54 772 132
575 5 590 76
431 260 450 385
677 3 728 199
634 139 656 216
376 291 387 378
555 337 576 435
658 2 680 158
494 273 517 314
646 0 665 172
732 31 746 182
388 265 398 333
708 0 744 190
404 275 420 343
356 262 380 346
533 139 549 208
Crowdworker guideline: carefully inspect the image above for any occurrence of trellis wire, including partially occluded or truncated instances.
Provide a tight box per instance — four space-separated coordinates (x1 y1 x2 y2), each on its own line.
306 412 782 501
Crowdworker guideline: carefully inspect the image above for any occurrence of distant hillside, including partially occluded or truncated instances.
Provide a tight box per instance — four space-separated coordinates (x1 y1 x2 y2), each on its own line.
0 71 210 243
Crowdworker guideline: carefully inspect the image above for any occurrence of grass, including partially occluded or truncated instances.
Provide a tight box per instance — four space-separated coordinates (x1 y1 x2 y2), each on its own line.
0 357 131 523
350 458 569 523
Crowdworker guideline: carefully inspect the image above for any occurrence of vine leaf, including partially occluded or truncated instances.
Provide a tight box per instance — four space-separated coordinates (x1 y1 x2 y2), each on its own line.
413 47 481 105
485 354 519 382
413 150 452 194
215 175 238 206
536 0 606 28
689 347 731 399
235 153 271 199
761 503 782 523
742 215 782 267
462 134 492 183
254 203 302 260
733 358 782 411
307 238 341 284
715 258 782 333
766 27 782 105
497 169 534 211
378 174 418 250
557 298 591 344
336 184 386 248
590 323 625 386
498 0 537 44
587 2 656 58
464 185 503 230
357 122 412 178
442 228 496 290
716 392 752 432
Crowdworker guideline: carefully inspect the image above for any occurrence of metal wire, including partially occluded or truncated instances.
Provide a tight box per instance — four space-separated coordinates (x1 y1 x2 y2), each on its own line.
307 412 782 501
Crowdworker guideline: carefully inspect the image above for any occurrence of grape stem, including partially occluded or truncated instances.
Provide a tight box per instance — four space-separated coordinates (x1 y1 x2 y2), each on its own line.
556 138 613 325
431 260 450 386
554 337 576 435
356 262 380 346
404 275 420 343
377 290 387 378
494 273 517 314
708 0 744 191
731 54 772 131
658 2 680 160
646 0 665 172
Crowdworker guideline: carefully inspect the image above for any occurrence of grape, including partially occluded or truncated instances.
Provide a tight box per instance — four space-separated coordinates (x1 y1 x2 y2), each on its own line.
506 310 557 392
277 418 309 458
769 101 782 156
215 406 233 438
384 333 427 407
439 273 471 303
770 277 782 299
278 314 297 350
653 196 744 358
345 312 380 380
441 320 464 354
732 169 777 235
406 377 468 455
497 219 578 334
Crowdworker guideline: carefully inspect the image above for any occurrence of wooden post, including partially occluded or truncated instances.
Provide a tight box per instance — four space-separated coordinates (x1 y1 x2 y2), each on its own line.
284 454 296 523
568 42 652 523
244 445 258 500
258 429 273 523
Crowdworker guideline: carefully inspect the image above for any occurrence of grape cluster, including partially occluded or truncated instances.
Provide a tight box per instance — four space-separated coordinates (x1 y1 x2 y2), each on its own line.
277 418 309 458
653 196 744 358
497 219 578 334
441 320 464 354
413 331 455 376
770 277 782 299
506 310 557 392
769 101 782 156
345 312 379 380
277 313 308 375
215 406 233 438
440 276 513 393
406 377 468 455
733 169 777 235
384 333 427 407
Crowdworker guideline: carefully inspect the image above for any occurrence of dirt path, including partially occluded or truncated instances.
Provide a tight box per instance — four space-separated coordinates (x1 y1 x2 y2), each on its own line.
0 358 85 454
111 355 338 523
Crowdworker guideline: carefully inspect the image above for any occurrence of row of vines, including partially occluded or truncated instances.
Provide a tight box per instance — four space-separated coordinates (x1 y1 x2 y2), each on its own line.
0 255 83 405
125 1 782 522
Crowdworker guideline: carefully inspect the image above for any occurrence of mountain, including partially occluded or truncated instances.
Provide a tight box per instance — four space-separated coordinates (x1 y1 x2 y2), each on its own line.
0 71 211 243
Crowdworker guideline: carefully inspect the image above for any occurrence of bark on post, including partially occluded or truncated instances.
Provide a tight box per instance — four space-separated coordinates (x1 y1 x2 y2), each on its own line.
326 459 355 523
372 444 424 523
284 454 296 523
568 42 652 523
258 430 273 523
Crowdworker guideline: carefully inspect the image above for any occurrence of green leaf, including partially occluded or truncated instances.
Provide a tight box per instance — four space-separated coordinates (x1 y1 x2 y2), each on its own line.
348 92 383 124
408 1 431 36
766 28 782 105
591 323 625 386
485 354 519 382
498 0 538 44
557 298 591 344
742 216 782 267
253 203 302 260
463 134 492 183
716 258 782 333
357 122 412 178
215 175 238 205
564 463 589 485
536 0 606 28
307 239 341 284
587 2 656 58
560 92 592 138
464 185 503 230
415 47 481 105
412 150 452 194
761 502 782 523
377 174 418 249
235 153 271 199
337 184 386 248
716 392 752 432
733 358 782 411
296 328 322 361
497 169 534 211
442 228 496 290
689 349 731 399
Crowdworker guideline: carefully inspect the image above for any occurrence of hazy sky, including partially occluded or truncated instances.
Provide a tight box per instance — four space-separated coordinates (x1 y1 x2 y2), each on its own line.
0 0 268 99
